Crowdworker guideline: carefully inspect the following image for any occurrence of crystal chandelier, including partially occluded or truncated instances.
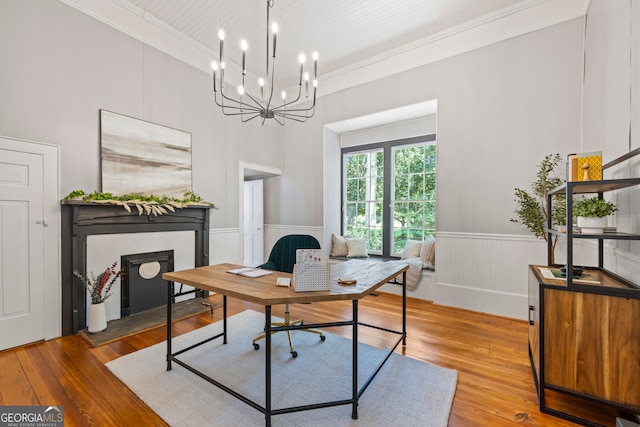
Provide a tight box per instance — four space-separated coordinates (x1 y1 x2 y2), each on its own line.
211 0 318 125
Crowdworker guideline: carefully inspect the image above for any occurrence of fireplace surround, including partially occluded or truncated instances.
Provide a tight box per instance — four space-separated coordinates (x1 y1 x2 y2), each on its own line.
61 201 212 335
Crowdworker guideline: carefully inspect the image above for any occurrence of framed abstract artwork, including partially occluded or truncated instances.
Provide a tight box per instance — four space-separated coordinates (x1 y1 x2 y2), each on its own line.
100 110 192 198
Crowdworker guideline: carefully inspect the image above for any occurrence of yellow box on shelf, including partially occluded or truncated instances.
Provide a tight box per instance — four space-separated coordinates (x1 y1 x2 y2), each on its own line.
568 151 602 181
577 151 602 181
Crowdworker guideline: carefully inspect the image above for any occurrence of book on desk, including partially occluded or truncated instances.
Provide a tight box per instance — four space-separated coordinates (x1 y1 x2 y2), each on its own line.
227 267 273 278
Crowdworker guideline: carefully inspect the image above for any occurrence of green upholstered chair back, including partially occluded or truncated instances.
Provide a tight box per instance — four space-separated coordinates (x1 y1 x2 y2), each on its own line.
259 234 321 273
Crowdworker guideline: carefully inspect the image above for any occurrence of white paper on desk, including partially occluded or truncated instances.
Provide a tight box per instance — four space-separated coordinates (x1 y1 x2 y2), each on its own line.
276 277 290 287
238 269 273 278
296 249 328 266
227 267 256 275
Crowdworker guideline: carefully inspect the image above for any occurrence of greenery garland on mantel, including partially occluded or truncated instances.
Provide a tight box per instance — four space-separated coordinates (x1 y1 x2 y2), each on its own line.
62 190 215 216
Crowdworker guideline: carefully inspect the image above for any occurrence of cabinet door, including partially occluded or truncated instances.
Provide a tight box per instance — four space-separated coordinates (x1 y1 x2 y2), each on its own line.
544 289 640 407
527 268 541 385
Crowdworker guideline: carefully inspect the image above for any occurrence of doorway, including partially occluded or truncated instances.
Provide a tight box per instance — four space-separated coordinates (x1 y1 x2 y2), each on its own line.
239 162 281 267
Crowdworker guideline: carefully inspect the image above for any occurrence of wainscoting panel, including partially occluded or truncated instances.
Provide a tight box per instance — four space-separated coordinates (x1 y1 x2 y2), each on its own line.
209 228 241 265
434 232 546 320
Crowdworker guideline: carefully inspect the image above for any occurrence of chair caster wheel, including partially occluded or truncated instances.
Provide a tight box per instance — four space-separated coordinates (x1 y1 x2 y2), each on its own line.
320 335 326 341
291 351 298 358
253 343 259 350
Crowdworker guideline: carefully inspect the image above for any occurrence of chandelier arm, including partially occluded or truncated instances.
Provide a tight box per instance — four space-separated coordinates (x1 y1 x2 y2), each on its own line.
273 108 314 119
276 84 303 109
241 90 266 110
222 104 262 113
240 112 261 122
218 90 262 112
272 112 309 123
272 100 315 113
215 94 262 113
272 115 284 126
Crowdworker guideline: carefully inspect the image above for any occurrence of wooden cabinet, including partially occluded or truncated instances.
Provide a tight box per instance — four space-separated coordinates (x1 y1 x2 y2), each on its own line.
529 266 640 423
528 167 640 426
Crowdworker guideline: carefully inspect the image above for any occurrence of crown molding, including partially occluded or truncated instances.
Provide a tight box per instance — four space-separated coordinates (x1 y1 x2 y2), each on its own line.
58 0 589 98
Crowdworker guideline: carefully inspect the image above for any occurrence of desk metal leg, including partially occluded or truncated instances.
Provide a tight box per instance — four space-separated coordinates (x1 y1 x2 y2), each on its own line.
223 295 227 344
265 305 272 427
402 271 407 346
166 280 173 371
352 299 359 420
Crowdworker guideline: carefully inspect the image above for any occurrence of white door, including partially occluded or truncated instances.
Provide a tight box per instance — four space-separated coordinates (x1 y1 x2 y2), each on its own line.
0 148 45 351
243 180 264 266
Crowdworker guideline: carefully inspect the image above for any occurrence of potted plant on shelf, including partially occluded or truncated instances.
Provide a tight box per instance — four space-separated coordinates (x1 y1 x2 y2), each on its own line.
74 261 123 333
572 196 618 234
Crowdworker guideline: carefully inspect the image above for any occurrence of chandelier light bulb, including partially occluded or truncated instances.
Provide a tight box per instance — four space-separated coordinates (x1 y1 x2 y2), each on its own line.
218 29 225 40
258 78 265 87
220 61 226 69
281 90 286 100
298 53 306 64
313 79 318 88
272 23 279 34
312 51 319 61
238 86 245 95
211 61 218 71
240 39 248 51
303 72 309 81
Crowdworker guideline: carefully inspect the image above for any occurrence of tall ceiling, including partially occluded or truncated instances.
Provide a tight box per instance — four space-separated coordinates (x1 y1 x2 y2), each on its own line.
121 0 524 87
62 0 589 129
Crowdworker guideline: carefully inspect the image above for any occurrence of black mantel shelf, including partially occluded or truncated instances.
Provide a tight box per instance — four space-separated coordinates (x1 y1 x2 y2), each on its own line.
61 201 213 335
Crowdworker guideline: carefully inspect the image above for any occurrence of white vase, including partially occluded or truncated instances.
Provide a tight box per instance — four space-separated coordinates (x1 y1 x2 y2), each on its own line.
577 216 607 234
88 302 107 333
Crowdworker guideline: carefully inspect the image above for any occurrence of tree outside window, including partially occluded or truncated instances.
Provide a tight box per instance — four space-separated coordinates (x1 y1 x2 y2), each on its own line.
342 137 436 257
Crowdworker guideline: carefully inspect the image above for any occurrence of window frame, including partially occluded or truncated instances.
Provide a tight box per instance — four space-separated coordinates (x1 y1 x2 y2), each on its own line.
341 134 436 257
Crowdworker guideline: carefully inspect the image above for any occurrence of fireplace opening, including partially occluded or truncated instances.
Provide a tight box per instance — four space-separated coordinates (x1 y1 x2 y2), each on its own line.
120 250 174 317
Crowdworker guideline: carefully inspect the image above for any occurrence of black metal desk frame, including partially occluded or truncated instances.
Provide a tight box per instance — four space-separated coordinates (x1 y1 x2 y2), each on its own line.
165 270 406 427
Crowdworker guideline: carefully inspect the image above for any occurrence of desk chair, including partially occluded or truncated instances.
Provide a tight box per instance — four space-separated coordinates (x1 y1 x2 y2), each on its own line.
252 234 325 358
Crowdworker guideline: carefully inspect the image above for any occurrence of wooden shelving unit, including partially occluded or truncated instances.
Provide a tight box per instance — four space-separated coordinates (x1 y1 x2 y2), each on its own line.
528 159 640 426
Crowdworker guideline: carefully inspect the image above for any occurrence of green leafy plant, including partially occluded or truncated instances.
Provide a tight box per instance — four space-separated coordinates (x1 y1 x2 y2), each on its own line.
511 154 566 263
73 261 123 304
573 197 617 218
62 190 215 216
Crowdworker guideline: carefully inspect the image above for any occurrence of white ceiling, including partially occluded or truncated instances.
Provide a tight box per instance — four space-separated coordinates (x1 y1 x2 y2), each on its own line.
120 0 526 87
62 0 589 130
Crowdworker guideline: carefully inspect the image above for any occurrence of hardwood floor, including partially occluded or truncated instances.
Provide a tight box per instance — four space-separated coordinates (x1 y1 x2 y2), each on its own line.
0 292 627 426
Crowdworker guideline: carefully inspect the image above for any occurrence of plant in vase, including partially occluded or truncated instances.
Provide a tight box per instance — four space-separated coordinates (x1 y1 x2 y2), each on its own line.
511 153 566 264
73 261 123 333
572 196 617 234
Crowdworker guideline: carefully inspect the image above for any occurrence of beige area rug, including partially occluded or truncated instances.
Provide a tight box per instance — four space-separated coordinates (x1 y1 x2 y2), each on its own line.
80 298 217 346
106 310 458 426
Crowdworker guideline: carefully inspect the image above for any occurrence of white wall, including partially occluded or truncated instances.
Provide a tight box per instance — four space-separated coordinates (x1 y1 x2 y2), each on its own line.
581 0 640 282
275 19 585 318
7 1 638 321
0 0 283 231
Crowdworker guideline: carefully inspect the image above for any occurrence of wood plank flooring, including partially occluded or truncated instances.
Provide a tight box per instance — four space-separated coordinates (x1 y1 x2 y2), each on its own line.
0 292 629 426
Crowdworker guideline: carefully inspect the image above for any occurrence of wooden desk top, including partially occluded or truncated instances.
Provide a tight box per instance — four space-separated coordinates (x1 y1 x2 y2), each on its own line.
163 262 408 306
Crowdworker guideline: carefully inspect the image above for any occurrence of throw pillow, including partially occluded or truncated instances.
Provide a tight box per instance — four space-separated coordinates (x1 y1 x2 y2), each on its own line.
401 240 423 259
345 238 369 258
420 234 436 265
330 233 350 256
422 240 435 267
